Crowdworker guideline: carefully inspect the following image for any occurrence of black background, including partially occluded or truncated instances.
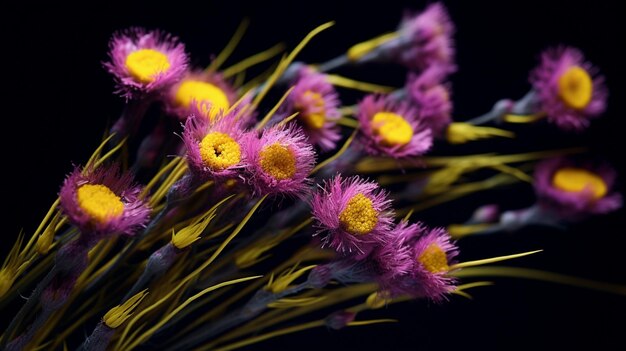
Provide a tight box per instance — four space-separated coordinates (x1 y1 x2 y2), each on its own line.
3 0 625 350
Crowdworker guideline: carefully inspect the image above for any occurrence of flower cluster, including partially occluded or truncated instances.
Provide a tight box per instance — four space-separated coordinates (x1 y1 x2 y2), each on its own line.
2 3 621 351
311 175 459 300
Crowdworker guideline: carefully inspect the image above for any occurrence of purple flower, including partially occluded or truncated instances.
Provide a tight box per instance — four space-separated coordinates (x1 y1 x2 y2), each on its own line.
396 3 456 71
244 124 315 197
104 28 189 100
406 63 453 137
287 67 341 152
165 69 237 120
530 47 607 131
534 157 621 217
376 221 458 301
311 175 394 256
357 94 432 158
59 164 151 240
183 102 251 181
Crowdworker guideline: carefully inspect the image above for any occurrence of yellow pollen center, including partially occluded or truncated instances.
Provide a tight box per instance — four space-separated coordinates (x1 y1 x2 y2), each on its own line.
552 167 607 199
338 193 379 235
199 132 241 170
259 143 296 180
418 243 449 273
558 66 593 110
175 80 230 120
76 184 124 224
371 112 413 146
297 91 326 130
125 49 171 84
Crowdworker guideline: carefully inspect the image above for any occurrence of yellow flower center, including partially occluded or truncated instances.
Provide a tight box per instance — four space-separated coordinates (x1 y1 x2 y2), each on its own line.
76 184 124 224
259 143 296 180
125 49 171 84
371 112 413 146
199 132 241 170
418 243 449 273
297 91 326 130
552 167 607 199
558 66 593 110
338 193 378 235
175 80 230 120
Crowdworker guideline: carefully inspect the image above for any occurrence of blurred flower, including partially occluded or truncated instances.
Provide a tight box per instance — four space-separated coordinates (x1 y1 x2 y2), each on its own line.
376 221 458 301
325 311 357 330
244 124 315 197
104 28 189 99
397 2 456 71
59 164 150 240
287 67 341 151
184 103 250 181
534 157 622 217
406 63 453 137
469 204 500 223
357 94 432 158
165 69 237 120
347 3 455 72
530 46 607 131
311 175 394 256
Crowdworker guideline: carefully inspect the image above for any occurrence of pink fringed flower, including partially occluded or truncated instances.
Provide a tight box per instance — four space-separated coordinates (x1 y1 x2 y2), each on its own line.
376 221 458 301
407 64 453 137
311 175 394 256
396 3 456 71
244 124 315 197
534 157 621 217
59 164 151 240
287 68 341 152
357 94 432 158
165 69 237 120
183 102 250 181
530 47 607 131
104 28 189 99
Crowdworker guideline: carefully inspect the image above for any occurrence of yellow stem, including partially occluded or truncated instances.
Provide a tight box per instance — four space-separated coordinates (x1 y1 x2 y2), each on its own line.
347 32 399 61
326 74 395 93
141 157 182 198
222 43 286 78
209 283 376 347
337 116 359 128
22 198 60 256
207 18 250 72
118 195 267 348
347 319 397 326
84 133 117 170
121 276 261 351
503 113 545 123
396 173 519 215
311 128 357 174
455 281 494 291
256 87 295 130
239 63 278 93
453 266 626 295
490 163 533 183
233 70 246 87
448 223 496 239
252 22 334 109
452 290 473 299
449 250 542 270
276 112 299 127
93 137 127 169
340 105 356 116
